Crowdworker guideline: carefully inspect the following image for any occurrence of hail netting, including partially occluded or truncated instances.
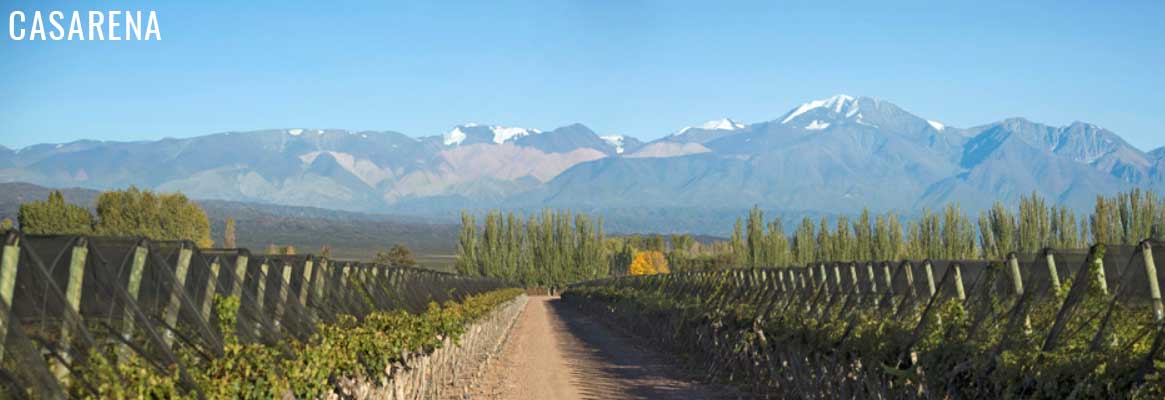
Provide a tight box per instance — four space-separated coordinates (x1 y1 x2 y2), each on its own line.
567 242 1165 398
0 231 509 399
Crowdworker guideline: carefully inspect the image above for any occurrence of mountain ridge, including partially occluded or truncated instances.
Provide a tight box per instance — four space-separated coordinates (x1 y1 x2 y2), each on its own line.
2 95 1161 234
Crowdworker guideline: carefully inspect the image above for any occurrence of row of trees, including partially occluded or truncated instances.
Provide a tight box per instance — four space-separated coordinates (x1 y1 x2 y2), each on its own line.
455 210 608 286
725 190 1165 268
455 189 1165 282
13 189 424 268
18 188 214 247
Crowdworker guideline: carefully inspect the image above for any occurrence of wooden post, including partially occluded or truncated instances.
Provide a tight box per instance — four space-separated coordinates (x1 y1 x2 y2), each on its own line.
866 263 878 294
1045 250 1061 293
56 239 88 382
0 235 20 362
882 263 893 295
1142 241 1163 323
1007 254 1025 296
200 258 221 322
849 263 860 295
163 246 193 347
832 264 841 293
953 263 966 301
118 245 148 358
299 257 315 307
231 254 249 298
256 261 269 336
1094 252 1109 296
256 262 269 313
315 258 328 301
1007 254 1032 333
904 262 916 297
924 261 937 298
275 262 291 326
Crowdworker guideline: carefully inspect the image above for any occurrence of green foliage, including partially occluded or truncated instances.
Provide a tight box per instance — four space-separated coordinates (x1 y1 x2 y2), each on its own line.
92 187 213 247
566 263 1158 398
454 209 607 287
18 190 93 235
72 289 524 399
375 244 417 267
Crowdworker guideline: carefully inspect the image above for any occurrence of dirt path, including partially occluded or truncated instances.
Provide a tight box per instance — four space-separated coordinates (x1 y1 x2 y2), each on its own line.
466 296 744 399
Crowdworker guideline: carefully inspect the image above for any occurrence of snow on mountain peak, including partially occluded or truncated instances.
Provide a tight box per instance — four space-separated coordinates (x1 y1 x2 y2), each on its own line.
781 94 857 124
443 124 542 146
805 120 831 130
288 128 304 136
443 126 468 145
600 135 625 154
674 118 746 136
490 126 539 144
927 120 946 131
701 118 746 131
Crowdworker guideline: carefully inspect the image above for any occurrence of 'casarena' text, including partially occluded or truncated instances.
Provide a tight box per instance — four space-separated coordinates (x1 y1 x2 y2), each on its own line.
8 10 161 41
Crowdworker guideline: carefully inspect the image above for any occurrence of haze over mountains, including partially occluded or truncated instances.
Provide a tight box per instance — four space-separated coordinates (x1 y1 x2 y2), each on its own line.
2 95 1162 234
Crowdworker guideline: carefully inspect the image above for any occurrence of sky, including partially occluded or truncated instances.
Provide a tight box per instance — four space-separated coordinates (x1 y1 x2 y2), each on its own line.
1 0 1163 150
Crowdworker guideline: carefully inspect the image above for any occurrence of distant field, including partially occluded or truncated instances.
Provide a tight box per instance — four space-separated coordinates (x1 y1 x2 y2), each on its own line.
416 254 458 273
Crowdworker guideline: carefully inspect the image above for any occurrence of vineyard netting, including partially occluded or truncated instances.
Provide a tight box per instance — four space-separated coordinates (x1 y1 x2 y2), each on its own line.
566 241 1165 399
0 230 509 398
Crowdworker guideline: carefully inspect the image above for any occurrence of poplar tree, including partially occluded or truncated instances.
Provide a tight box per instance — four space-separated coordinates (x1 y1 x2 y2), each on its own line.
455 212 478 276
730 218 745 265
224 218 237 248
746 206 765 268
816 217 833 262
767 218 791 267
793 217 816 266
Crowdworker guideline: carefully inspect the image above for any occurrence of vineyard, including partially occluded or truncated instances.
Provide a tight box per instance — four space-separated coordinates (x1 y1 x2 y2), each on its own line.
0 230 520 399
565 241 1165 399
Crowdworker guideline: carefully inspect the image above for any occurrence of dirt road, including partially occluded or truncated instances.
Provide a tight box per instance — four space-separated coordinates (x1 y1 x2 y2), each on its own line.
466 296 743 399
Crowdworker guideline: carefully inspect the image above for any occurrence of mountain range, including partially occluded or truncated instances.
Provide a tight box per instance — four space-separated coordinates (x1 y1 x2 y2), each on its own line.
2 95 1162 235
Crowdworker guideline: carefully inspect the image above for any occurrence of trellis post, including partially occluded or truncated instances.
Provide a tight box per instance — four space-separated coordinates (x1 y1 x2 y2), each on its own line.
924 261 937 298
1008 254 1032 333
275 262 291 326
119 244 148 359
200 257 221 323
163 245 193 347
231 254 249 298
953 263 966 301
1045 249 1061 293
1142 241 1163 323
1094 249 1109 296
849 263 860 295
866 263 878 294
56 239 88 382
300 257 315 307
0 234 20 362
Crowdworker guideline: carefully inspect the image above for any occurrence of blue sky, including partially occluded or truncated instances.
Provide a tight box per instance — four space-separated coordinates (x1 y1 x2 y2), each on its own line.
1 0 1163 150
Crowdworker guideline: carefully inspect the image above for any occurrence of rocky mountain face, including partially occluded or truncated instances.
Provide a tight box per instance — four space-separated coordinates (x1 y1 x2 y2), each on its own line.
1 95 1160 233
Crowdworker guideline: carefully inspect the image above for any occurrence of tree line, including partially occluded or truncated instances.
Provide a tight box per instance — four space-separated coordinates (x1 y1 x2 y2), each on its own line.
725 189 1164 269
455 210 608 287
17 188 214 247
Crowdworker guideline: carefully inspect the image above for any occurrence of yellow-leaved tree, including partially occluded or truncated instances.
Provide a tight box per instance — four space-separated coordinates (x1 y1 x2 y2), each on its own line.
629 251 669 275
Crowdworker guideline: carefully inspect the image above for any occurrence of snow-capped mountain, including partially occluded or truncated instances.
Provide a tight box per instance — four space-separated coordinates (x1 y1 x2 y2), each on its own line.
442 123 542 146
674 118 747 136
2 95 1160 233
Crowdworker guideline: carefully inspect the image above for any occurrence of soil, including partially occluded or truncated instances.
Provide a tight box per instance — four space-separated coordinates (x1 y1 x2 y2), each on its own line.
464 296 745 399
